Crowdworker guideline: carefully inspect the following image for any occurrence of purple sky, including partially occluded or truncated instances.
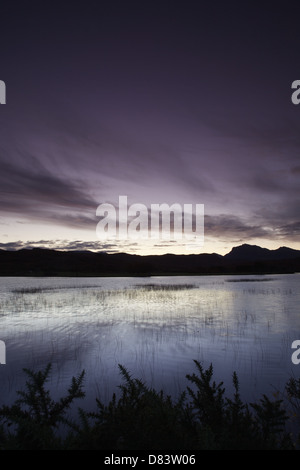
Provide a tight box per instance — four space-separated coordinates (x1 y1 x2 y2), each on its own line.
0 2 300 255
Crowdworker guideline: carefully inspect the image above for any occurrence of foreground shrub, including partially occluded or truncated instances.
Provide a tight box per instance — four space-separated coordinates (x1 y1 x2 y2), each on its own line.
0 361 297 450
185 361 292 449
0 364 85 449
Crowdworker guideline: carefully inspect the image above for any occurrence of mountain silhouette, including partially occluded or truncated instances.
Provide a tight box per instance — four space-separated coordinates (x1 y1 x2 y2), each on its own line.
225 244 300 261
0 244 299 276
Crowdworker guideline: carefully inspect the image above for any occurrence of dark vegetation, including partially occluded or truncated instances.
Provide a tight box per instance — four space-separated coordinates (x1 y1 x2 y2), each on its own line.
0 361 299 450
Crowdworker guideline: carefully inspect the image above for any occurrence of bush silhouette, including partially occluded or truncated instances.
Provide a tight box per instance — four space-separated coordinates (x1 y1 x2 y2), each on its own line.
0 361 298 450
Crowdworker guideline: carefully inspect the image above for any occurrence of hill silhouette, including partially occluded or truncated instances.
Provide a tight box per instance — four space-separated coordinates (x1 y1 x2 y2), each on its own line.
0 243 299 276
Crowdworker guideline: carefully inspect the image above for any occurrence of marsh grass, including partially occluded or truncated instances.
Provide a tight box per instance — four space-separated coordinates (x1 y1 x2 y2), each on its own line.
0 274 299 426
226 278 275 283
134 283 197 290
11 285 101 294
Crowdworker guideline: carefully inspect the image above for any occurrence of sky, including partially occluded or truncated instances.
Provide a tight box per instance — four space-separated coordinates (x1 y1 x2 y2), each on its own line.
0 1 300 255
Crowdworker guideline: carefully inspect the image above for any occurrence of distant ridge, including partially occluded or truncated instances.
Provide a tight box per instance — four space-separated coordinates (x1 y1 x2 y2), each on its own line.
225 244 300 261
0 244 299 276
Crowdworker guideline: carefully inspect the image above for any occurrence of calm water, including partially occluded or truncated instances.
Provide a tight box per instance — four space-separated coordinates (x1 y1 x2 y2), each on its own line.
0 274 299 415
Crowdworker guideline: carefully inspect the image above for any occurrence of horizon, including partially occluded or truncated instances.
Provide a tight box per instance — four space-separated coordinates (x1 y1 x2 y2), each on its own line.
0 241 299 258
1 3 300 255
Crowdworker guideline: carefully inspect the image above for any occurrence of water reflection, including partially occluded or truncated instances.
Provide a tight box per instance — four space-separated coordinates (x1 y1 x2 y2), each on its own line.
0 274 299 413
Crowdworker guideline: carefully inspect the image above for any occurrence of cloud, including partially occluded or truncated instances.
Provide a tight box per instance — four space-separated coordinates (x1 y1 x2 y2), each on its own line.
0 151 99 229
290 165 300 175
204 209 300 245
0 153 95 207
0 241 26 251
0 239 139 253
204 214 272 241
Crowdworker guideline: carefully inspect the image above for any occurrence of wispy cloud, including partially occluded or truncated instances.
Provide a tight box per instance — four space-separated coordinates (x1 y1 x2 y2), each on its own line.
0 151 99 229
0 239 140 253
